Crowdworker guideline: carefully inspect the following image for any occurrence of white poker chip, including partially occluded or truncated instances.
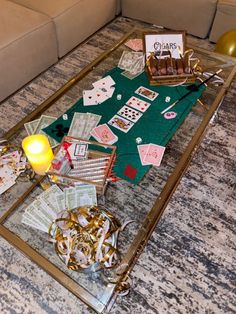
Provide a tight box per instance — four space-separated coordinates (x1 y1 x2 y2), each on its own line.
117 94 122 100
165 96 171 103
62 114 68 120
136 137 142 144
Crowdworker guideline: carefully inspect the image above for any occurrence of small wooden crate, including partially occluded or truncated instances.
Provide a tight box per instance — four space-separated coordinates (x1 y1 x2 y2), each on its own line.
47 136 116 195
143 31 197 86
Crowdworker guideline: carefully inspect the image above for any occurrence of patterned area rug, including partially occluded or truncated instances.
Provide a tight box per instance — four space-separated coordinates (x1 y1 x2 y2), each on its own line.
0 17 235 314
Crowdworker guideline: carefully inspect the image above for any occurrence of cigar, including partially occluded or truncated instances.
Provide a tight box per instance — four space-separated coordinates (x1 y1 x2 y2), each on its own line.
166 57 174 75
172 58 177 75
149 55 159 76
158 58 167 75
176 58 184 74
148 56 158 76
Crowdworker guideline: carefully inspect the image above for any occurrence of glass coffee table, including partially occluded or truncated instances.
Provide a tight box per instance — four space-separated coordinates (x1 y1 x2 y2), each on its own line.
0 28 235 313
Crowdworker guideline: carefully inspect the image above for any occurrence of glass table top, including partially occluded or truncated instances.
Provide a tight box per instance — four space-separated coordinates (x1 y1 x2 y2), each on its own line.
0 27 235 313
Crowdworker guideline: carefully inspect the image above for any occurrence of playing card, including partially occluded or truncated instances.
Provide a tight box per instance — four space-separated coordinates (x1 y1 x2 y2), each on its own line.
108 115 134 133
137 144 150 166
135 86 159 101
125 39 143 52
0 177 15 194
98 86 115 99
126 96 151 112
92 75 115 89
143 144 165 166
91 124 118 145
83 89 99 106
117 105 142 123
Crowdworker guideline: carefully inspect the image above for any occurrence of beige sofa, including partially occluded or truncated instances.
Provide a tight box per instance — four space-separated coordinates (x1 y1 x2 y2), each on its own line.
1 0 235 103
209 0 236 41
0 0 118 102
122 0 236 41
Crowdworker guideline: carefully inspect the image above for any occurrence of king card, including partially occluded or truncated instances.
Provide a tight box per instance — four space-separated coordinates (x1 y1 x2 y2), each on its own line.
108 115 134 133
117 105 142 123
126 96 151 112
135 86 159 101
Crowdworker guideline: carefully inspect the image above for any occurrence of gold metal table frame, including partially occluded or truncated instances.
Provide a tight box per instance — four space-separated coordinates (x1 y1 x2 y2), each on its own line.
0 28 235 313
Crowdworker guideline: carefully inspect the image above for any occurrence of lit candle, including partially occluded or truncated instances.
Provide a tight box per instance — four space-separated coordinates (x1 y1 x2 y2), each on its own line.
22 134 54 175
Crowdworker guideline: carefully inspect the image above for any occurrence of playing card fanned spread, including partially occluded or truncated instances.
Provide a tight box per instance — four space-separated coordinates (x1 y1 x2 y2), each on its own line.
138 144 165 167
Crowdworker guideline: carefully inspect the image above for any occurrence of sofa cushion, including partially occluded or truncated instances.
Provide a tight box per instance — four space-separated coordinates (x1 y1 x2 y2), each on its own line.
209 0 236 42
11 0 117 57
0 0 58 102
122 0 218 38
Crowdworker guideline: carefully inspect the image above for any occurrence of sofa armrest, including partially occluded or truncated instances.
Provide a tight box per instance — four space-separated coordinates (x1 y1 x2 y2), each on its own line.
209 0 236 42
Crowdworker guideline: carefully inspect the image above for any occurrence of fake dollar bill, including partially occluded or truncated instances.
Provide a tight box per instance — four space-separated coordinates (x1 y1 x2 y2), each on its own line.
21 184 97 233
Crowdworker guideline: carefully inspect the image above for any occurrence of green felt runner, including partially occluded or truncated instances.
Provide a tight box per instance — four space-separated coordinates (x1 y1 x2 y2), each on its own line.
44 67 204 184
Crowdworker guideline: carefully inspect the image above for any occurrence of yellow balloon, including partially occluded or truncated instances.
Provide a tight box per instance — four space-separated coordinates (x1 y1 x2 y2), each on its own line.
215 30 236 57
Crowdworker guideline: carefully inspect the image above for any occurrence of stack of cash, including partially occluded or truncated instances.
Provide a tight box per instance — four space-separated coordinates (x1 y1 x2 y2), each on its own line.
24 115 59 148
21 184 97 233
118 51 145 80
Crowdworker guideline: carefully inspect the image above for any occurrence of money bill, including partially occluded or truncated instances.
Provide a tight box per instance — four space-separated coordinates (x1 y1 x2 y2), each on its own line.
39 184 63 214
67 112 89 138
24 119 40 135
34 115 59 148
75 184 97 207
24 115 58 148
22 203 49 232
55 193 67 211
34 115 57 134
21 216 48 233
118 51 144 71
64 187 77 210
83 113 102 139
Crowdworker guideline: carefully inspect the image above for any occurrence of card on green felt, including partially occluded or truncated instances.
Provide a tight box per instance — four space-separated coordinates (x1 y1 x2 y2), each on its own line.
43 67 205 184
